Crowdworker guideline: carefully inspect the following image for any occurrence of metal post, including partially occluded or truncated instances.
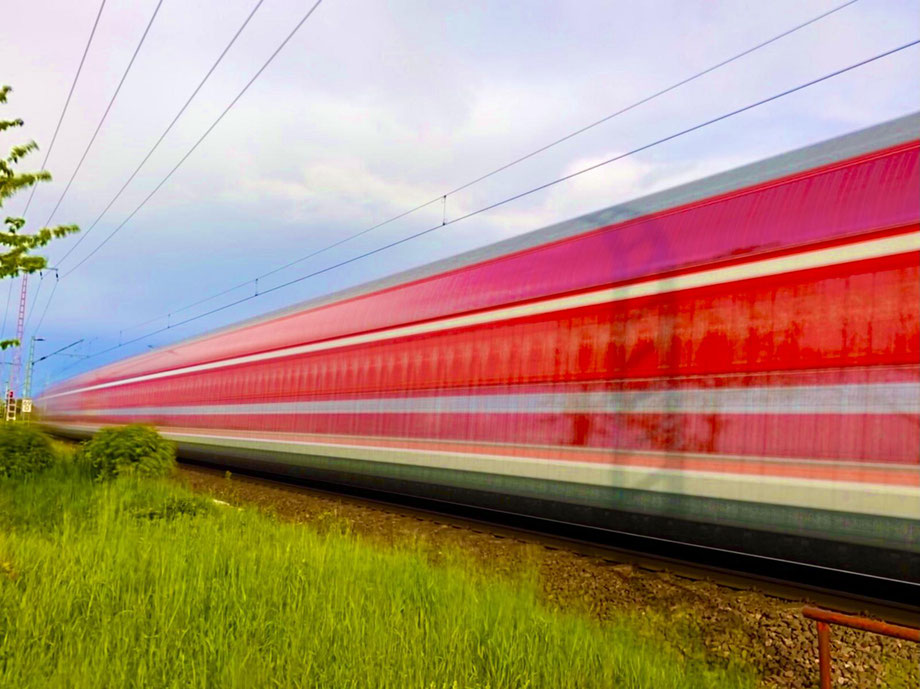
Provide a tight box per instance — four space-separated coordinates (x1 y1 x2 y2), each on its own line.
803 605 920 640
8 274 28 398
24 335 43 400
816 620 831 689
803 606 920 689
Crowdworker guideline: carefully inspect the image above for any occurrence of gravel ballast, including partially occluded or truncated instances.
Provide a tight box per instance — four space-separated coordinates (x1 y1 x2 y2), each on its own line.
177 464 918 689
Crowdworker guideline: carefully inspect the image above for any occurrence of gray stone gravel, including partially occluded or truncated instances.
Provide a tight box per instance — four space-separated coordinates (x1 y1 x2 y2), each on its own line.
178 465 919 688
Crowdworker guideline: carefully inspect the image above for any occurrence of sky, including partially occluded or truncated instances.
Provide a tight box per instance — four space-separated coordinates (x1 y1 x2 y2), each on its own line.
1 0 918 393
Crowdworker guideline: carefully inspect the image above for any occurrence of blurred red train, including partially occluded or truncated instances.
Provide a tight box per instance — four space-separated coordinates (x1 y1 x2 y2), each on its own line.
41 113 919 584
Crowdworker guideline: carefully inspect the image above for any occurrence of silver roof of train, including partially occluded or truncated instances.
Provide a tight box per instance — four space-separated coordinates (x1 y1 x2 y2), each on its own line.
127 111 920 355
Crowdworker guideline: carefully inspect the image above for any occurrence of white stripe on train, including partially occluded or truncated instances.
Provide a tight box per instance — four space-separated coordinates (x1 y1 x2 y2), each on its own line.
46 422 920 520
43 231 920 401
49 382 920 416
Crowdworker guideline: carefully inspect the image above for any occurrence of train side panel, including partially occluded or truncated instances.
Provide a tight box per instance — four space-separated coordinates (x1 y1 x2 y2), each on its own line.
40 117 920 582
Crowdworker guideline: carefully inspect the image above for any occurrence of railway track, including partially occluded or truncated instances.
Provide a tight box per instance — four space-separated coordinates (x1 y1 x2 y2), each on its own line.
179 457 920 628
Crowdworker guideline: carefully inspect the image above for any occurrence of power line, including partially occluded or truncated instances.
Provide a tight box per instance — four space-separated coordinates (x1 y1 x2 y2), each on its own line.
33 337 84 365
113 0 864 335
123 194 443 332
35 0 268 342
41 0 165 230
60 0 325 279
61 38 920 372
19 0 107 218
442 0 864 199
55 0 268 267
17 0 158 384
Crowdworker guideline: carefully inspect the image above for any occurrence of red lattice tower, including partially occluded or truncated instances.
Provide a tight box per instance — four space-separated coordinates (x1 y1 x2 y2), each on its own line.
8 274 28 397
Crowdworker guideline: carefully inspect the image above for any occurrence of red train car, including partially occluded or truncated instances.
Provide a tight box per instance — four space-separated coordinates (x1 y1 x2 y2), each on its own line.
41 113 920 585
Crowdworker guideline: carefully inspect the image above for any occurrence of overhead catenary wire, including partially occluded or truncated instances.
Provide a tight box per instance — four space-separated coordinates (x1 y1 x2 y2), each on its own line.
439 0 864 200
54 0 268 267
109 0 865 335
58 38 920 372
33 0 270 344
18 0 107 218
40 0 165 231
59 0 325 279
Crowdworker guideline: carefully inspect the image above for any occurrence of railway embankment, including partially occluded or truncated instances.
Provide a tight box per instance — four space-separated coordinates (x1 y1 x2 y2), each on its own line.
0 437 752 689
177 464 920 689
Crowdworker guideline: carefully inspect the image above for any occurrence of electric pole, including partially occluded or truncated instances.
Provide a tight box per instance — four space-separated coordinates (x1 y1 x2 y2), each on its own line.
24 335 45 400
8 274 27 397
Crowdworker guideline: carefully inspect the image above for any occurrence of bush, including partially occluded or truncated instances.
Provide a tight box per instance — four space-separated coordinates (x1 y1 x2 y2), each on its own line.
0 423 56 479
78 425 175 481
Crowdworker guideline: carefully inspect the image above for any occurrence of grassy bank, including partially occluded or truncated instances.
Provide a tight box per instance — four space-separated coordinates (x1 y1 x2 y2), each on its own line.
0 463 754 689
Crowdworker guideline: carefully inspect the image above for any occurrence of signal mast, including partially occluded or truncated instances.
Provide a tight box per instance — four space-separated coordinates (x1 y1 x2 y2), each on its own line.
4 275 27 420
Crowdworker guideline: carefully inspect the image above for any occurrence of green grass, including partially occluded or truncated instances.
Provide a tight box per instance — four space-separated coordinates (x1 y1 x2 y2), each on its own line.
0 465 755 689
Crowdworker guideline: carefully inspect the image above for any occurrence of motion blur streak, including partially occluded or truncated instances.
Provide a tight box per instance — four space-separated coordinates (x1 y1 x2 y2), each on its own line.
41 113 920 584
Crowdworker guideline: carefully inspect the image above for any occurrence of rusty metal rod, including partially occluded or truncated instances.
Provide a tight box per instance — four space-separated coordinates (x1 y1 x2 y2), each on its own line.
804 605 919 689
803 605 920 642
816 620 831 689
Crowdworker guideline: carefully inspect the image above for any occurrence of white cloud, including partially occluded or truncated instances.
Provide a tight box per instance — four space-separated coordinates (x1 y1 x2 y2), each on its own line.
1 0 917 387
238 156 441 225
